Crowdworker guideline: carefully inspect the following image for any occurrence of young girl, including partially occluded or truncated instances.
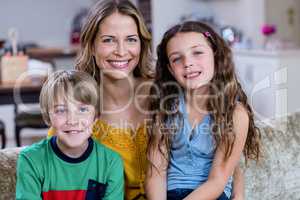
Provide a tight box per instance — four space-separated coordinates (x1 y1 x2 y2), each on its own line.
146 21 261 200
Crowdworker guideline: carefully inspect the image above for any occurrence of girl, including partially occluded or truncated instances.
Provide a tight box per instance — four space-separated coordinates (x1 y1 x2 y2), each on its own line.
146 21 261 200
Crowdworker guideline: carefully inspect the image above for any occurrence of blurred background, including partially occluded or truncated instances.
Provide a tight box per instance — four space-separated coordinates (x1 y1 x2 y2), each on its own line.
1 0 300 148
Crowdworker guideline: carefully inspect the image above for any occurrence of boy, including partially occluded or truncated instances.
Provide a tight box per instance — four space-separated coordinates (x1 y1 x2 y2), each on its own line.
16 70 124 200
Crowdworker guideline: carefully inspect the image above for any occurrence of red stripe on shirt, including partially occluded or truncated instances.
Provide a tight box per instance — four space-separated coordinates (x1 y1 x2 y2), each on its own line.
42 190 86 200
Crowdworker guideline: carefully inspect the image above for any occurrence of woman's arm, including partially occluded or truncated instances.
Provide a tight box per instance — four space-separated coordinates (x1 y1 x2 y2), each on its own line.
145 148 168 200
145 125 168 200
184 104 249 200
231 166 245 200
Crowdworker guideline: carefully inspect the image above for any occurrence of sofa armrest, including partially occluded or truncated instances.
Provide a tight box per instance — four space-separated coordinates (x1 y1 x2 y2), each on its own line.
0 147 24 200
244 113 300 200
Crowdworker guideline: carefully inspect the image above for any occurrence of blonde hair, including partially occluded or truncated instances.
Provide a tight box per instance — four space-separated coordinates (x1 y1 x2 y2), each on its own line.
76 0 153 83
40 70 99 125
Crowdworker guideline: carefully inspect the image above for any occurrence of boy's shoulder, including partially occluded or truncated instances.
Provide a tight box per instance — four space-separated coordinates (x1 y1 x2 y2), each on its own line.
93 140 122 161
19 138 51 159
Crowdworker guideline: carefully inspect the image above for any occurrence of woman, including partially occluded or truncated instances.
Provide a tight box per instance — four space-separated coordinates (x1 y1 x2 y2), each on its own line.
76 0 153 199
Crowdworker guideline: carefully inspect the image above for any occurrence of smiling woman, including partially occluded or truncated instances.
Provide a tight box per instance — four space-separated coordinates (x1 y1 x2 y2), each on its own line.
93 11 141 79
66 0 154 200
77 0 153 83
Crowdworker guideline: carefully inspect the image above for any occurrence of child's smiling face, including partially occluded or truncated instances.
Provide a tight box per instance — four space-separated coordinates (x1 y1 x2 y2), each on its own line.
166 32 215 91
49 95 96 157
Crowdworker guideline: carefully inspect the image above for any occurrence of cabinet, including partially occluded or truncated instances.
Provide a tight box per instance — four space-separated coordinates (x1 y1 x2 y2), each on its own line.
233 49 300 124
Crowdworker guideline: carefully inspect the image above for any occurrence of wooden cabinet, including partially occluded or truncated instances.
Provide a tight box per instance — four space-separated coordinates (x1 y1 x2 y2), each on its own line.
233 49 300 124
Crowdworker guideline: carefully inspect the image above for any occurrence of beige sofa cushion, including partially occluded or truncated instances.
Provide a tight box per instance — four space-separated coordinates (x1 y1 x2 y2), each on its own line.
0 147 22 200
244 114 300 199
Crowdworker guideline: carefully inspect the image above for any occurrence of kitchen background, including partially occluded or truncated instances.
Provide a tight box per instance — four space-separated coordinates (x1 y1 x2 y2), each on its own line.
1 0 300 147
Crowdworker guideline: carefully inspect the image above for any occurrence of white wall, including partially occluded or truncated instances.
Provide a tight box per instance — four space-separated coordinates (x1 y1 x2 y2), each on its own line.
151 0 266 49
151 0 211 51
1 0 298 59
0 0 138 47
0 0 95 47
0 0 94 143
266 0 300 45
0 0 139 144
151 0 300 50
208 0 265 48
210 0 300 47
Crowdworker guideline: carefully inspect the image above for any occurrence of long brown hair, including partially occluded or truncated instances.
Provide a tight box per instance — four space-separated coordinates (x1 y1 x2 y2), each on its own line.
147 21 261 168
76 0 153 83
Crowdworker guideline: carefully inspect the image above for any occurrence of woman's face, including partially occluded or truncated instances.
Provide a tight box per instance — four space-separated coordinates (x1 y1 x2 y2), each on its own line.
166 32 215 91
93 11 141 80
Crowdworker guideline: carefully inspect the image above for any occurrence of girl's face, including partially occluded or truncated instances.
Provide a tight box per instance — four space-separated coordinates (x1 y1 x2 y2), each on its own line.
49 96 95 156
93 11 141 80
167 32 214 91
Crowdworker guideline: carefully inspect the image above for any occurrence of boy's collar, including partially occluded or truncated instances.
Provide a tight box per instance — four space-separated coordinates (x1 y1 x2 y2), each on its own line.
50 136 94 163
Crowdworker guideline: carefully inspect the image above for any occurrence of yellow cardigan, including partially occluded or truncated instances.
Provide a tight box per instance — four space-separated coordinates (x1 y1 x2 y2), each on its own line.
48 119 148 200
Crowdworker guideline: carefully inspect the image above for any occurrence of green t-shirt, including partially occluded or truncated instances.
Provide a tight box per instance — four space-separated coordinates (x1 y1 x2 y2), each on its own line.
16 137 124 200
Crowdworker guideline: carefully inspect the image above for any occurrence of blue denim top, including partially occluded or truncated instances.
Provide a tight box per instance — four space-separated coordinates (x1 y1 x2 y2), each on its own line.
167 94 232 198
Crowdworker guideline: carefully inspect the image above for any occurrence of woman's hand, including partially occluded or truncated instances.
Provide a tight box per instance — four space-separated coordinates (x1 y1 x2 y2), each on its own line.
145 122 168 200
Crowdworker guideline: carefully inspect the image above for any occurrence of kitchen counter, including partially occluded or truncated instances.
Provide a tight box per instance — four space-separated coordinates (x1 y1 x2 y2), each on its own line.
26 46 79 60
25 46 79 71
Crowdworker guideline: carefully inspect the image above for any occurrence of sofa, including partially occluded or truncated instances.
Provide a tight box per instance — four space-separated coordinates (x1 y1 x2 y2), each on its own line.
243 113 300 200
0 147 22 200
0 113 300 200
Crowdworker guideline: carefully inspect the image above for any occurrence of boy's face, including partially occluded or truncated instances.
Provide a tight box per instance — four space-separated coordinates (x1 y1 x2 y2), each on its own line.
49 96 96 154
